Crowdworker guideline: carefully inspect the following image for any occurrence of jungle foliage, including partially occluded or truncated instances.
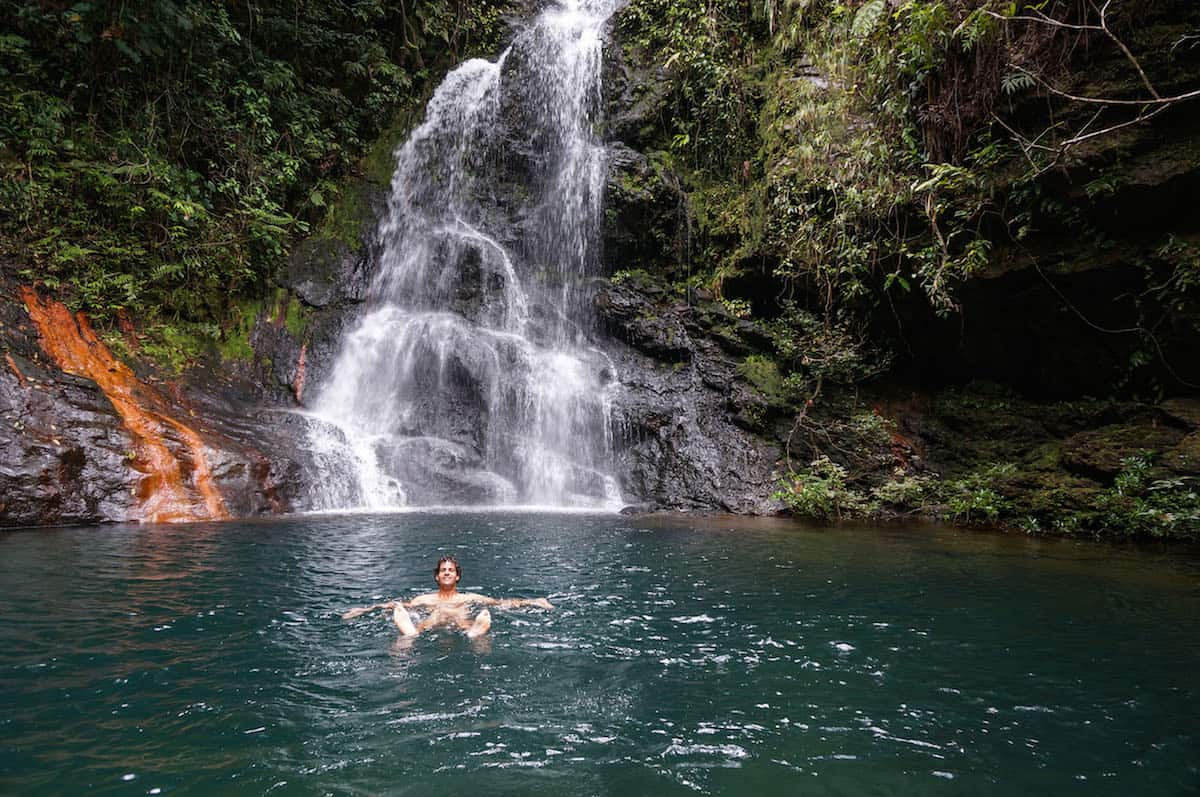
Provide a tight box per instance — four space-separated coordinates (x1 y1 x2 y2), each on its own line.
0 0 510 322
617 0 1199 340
617 0 1199 537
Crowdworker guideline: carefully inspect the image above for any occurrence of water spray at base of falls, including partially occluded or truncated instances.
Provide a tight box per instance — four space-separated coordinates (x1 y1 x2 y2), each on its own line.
305 0 624 511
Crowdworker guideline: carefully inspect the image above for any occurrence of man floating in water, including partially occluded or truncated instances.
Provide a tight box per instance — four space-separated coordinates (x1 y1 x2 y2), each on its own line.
342 556 553 638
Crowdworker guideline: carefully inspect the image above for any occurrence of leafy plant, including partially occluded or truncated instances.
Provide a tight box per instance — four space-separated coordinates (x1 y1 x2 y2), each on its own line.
850 0 887 40
872 471 939 510
941 463 1016 523
774 456 874 521
0 0 511 336
1098 455 1200 539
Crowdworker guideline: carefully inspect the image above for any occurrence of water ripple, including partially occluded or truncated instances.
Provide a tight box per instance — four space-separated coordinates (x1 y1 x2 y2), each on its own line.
1 515 1198 795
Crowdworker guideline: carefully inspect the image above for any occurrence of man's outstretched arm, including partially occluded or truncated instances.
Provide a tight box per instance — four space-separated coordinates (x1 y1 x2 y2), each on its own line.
502 597 553 609
341 600 403 620
467 594 553 610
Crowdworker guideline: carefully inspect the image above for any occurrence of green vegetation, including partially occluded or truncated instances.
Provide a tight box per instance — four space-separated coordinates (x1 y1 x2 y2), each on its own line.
1 0 510 326
770 395 1199 540
1096 455 1200 539
773 455 873 521
217 299 261 363
618 0 1199 538
101 320 216 375
617 0 1199 366
617 0 1022 317
941 463 1016 523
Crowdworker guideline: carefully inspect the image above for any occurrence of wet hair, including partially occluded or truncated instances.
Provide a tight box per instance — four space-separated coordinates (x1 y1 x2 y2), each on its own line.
434 556 461 581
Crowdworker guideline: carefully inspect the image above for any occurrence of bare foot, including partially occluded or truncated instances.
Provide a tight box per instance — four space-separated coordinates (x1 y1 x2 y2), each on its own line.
465 608 492 639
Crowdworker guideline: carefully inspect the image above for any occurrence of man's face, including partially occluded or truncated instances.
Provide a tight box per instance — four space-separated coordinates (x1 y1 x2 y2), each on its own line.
436 560 460 589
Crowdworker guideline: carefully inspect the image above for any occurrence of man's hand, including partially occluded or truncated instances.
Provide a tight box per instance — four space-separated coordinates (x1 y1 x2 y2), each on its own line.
532 597 554 610
342 600 398 620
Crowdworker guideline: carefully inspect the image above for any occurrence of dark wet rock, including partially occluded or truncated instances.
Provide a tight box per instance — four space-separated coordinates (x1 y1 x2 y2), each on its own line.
249 319 305 404
595 280 784 513
595 279 691 362
1160 398 1200 430
603 144 688 276
176 380 315 515
288 238 364 308
0 355 136 527
0 291 135 526
602 15 673 150
381 437 517 505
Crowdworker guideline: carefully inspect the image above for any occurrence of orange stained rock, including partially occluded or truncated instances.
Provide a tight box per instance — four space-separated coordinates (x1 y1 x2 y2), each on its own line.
294 342 307 405
20 287 229 523
5 353 27 387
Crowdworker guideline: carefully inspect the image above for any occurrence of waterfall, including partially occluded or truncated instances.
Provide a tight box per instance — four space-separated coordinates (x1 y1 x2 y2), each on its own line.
304 0 623 510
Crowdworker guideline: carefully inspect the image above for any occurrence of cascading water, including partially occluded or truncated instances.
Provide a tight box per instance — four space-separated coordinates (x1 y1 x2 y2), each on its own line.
305 0 623 510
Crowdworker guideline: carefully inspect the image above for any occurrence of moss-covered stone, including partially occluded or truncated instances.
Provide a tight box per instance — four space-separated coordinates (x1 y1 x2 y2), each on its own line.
738 355 785 403
217 299 261 363
1059 424 1185 478
310 102 427 252
1167 433 1200 475
1160 398 1200 429
836 381 1200 538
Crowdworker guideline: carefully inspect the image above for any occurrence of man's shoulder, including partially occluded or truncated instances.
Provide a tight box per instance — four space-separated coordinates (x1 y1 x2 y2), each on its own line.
408 592 440 604
458 592 494 603
409 591 482 605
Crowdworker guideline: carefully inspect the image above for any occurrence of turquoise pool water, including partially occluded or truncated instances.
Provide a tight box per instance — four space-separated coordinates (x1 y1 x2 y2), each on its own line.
1 513 1197 795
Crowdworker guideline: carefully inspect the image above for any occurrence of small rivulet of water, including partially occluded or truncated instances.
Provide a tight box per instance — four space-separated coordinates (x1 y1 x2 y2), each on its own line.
306 0 624 510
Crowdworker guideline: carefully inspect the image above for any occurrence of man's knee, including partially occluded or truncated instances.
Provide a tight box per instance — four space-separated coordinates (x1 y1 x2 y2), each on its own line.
393 606 419 636
466 608 492 639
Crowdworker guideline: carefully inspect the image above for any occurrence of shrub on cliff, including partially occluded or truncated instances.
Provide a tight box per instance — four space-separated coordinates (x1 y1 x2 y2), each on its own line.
0 0 510 324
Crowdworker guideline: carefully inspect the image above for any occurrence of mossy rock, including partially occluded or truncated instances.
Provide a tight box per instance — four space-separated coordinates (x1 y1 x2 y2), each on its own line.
738 355 784 403
1059 423 1186 478
1000 468 1106 517
311 180 380 252
1167 432 1200 475
1160 398 1200 430
308 103 424 253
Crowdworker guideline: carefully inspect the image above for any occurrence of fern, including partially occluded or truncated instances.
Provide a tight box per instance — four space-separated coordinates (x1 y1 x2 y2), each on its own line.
1000 72 1035 95
851 0 887 39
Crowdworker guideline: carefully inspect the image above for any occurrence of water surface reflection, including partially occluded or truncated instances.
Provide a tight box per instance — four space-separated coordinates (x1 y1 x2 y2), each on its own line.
1 514 1197 795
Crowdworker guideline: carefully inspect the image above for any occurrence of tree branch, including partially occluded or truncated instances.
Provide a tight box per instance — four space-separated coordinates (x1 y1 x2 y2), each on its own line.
1011 64 1200 107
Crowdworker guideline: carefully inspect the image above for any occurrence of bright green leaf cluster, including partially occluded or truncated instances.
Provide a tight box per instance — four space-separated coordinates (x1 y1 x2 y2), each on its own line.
0 0 510 327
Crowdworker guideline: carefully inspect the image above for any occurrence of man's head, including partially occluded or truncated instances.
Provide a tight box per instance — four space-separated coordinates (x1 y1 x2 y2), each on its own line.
434 556 461 589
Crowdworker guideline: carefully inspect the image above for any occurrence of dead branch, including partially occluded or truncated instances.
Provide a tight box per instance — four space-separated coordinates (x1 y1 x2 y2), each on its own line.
988 2 1200 161
987 1 1158 98
784 374 822 474
1011 64 1200 107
